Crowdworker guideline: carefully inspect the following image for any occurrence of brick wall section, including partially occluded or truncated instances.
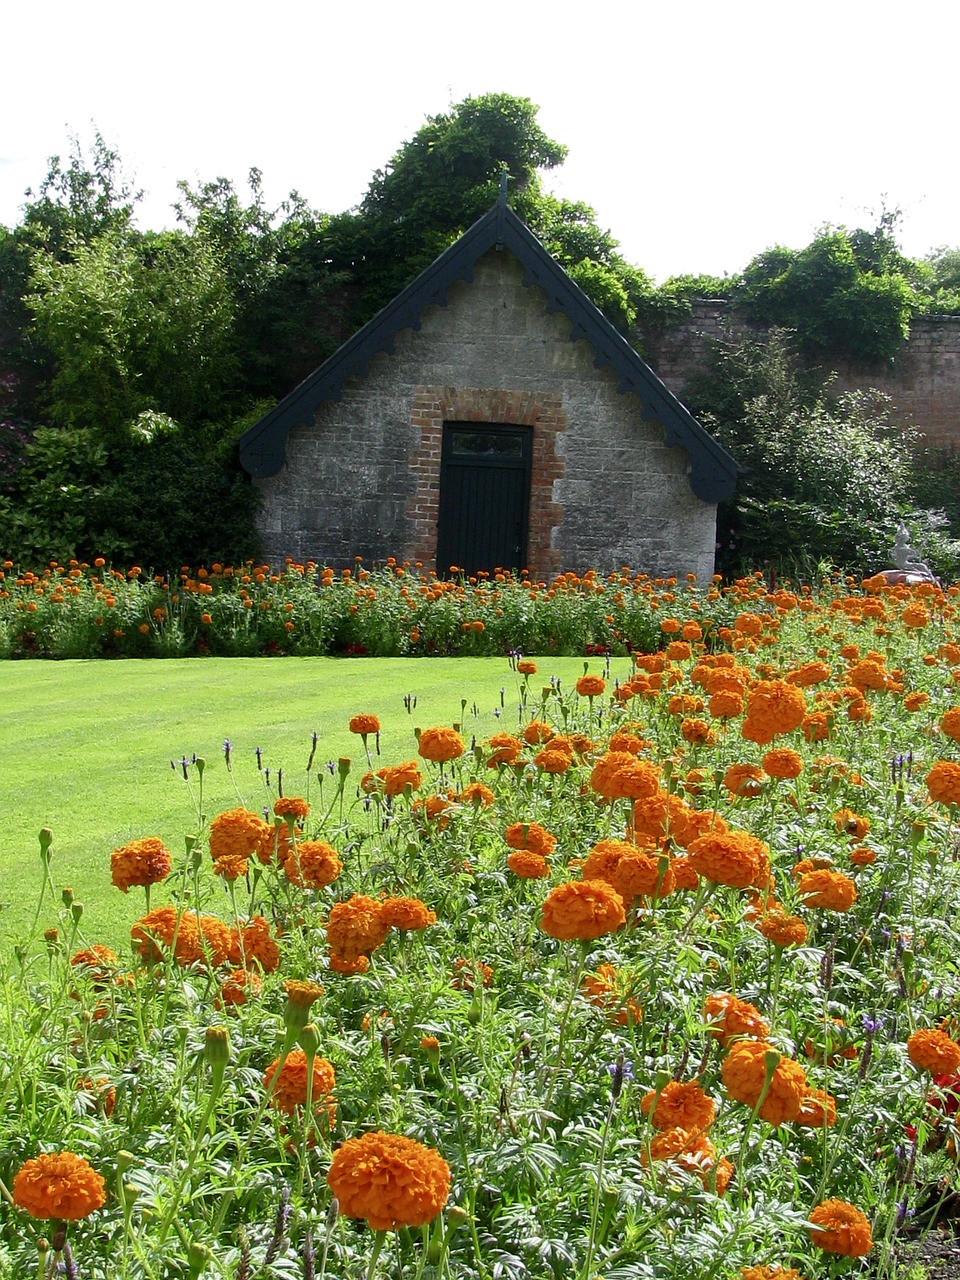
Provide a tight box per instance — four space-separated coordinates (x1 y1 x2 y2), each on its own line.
405 387 565 577
644 303 960 449
254 251 719 579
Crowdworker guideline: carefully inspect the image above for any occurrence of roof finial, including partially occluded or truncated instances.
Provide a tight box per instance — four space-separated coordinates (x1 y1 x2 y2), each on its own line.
496 165 509 249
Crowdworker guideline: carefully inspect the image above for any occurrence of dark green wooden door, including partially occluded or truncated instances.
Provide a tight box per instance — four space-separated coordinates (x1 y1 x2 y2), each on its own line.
435 423 532 577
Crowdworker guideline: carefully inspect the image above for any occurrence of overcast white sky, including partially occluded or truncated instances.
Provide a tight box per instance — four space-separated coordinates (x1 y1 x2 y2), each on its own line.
4 1 957 283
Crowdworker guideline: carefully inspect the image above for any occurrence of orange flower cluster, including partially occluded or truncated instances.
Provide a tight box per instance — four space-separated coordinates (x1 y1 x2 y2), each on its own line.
327 894 392 963
210 807 272 873
704 993 770 1046
274 796 310 822
540 880 626 941
575 674 606 697
12 1151 106 1221
131 906 232 967
686 830 770 890
264 1048 336 1122
581 838 675 902
761 747 803 780
110 837 172 893
721 1040 808 1126
581 963 642 1025
927 760 960 806
723 763 765 797
907 1028 960 1074
742 680 808 744
283 839 342 889
486 733 524 766
504 822 557 858
349 714 381 735
379 897 437 930
327 1131 451 1230
589 752 661 800
797 868 857 912
808 1198 873 1256
418 726 465 763
230 916 281 973
363 760 423 797
640 1079 717 1133
219 968 263 1006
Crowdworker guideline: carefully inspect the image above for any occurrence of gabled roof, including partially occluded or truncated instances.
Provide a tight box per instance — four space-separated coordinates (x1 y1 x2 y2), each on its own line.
238 204 739 503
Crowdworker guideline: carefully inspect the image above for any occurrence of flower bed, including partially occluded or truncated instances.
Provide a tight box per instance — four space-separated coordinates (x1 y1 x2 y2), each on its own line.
4 576 960 1276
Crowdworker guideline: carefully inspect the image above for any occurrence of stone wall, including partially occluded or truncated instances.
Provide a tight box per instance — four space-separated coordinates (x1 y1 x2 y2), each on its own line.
643 303 960 448
254 250 718 579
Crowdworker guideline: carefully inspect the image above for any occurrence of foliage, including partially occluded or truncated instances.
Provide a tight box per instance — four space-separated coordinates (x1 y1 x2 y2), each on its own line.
686 330 960 579
4 584 960 1275
734 222 918 361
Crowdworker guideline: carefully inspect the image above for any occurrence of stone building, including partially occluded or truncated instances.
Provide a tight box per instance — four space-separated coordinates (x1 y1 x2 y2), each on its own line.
238 202 739 580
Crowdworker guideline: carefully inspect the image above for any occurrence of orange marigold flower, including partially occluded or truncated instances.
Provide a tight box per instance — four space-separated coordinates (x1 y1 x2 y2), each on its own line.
522 720 554 746
797 868 857 912
507 849 551 879
576 674 606 697
219 968 263 1006
709 690 745 719
504 822 556 858
380 897 437 930
418 726 465 763
786 661 832 687
516 659 537 675
761 748 803 779
903 691 929 712
349 714 381 735
850 845 876 866
379 760 423 796
640 1079 717 1132
796 1088 837 1127
327 894 391 962
210 807 271 863
580 963 642 1025
70 944 118 980
329 953 370 975
721 1040 807 1126
459 782 494 807
758 912 808 948
687 830 770 890
744 679 808 737
229 915 280 973
284 839 342 889
632 790 696 844
536 747 573 773
833 808 870 839
486 732 524 766
590 751 661 800
808 1198 873 1256
451 958 493 990
907 1028 960 1075
723 763 766 797
327 1131 450 1231
12 1151 106 1221
928 760 960 806
274 796 310 821
802 711 832 742
110 837 172 893
132 905 200 965
704 993 769 1046
540 880 626 941
264 1048 336 1121
681 717 716 745
739 1268 803 1280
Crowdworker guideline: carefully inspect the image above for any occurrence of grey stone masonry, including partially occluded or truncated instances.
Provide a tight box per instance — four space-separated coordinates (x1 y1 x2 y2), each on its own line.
254 250 719 580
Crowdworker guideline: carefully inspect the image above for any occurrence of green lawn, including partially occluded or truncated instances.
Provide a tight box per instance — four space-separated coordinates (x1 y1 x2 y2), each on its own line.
2 655 624 951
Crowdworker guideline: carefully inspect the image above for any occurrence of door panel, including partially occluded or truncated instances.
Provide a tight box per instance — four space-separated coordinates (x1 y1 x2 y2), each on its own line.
435 423 532 577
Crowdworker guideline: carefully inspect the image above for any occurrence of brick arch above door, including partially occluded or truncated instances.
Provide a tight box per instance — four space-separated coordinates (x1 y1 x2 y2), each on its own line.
405 386 566 578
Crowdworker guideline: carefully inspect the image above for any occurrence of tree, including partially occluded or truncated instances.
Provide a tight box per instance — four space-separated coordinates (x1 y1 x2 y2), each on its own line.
734 223 917 361
27 226 238 435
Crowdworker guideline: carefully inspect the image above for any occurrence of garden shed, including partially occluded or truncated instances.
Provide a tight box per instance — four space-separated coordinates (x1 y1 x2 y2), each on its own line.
238 201 739 580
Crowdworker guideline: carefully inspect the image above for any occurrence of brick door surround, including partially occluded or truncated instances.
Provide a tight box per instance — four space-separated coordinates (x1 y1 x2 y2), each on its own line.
406 386 565 578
